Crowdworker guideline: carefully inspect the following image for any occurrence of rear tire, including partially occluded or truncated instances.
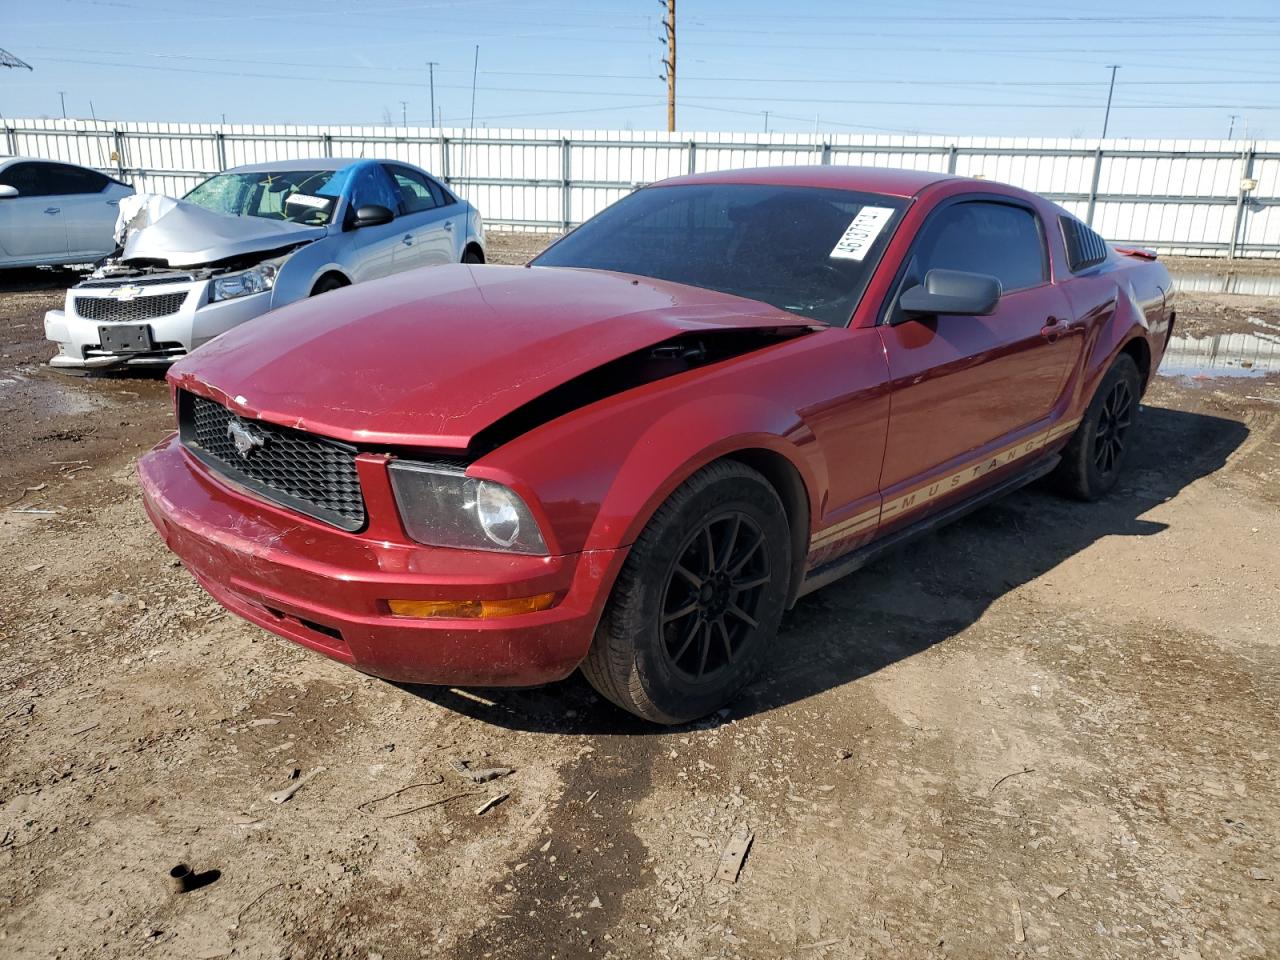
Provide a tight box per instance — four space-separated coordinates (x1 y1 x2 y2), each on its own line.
1051 353 1142 501
580 461 791 724
462 247 485 264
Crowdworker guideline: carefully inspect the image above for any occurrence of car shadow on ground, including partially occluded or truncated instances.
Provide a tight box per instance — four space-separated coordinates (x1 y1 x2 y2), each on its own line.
0 266 87 293
404 404 1249 735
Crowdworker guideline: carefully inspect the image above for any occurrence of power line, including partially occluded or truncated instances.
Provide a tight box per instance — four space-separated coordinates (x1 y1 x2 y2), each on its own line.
25 46 1280 88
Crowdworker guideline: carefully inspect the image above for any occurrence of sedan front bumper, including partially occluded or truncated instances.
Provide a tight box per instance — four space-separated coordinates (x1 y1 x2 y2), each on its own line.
45 281 273 369
137 433 626 687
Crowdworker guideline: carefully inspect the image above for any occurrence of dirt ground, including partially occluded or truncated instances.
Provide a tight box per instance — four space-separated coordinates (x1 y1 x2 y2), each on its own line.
1 239 1277 960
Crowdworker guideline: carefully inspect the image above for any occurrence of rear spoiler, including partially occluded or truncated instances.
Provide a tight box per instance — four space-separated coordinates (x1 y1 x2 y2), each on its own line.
1113 245 1158 261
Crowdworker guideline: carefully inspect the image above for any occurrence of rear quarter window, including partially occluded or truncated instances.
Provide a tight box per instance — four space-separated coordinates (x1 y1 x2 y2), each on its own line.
1060 216 1110 272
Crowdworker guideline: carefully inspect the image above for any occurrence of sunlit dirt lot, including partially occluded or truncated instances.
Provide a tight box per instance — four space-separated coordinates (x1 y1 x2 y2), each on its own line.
1 240 1277 959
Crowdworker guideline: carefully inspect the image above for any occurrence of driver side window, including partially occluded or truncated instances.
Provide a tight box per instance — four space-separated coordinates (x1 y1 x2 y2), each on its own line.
913 200 1048 293
346 165 399 222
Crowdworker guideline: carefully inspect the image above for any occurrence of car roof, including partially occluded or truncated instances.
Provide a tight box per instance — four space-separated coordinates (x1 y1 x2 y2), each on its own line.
223 157 373 175
653 165 959 198
0 156 100 170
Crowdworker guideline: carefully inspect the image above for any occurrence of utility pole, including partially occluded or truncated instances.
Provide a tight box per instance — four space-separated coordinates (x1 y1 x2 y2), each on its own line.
426 61 438 130
469 46 479 130
58 90 67 119
1101 64 1119 139
400 100 408 126
762 110 769 133
660 0 676 132
1228 114 1238 139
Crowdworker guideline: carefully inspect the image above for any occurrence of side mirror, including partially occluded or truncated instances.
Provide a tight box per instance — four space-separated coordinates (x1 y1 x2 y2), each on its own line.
0 185 18 199
352 204 394 228
896 268 1002 322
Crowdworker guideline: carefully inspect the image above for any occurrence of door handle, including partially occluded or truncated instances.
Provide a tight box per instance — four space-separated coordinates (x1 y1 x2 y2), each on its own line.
402 234 414 246
44 206 61 215
1040 316 1061 342
106 199 119 206
442 220 454 232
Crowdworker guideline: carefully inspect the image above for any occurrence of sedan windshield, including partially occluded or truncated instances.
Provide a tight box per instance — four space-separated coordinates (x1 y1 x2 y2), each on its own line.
532 183 906 325
184 169 345 226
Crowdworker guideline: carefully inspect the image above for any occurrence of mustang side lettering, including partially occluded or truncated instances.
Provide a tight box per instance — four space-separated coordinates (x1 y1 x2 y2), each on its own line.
137 166 1173 723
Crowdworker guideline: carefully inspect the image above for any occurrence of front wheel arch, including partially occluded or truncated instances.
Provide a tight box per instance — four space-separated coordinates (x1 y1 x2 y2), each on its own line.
310 271 350 296
722 448 810 608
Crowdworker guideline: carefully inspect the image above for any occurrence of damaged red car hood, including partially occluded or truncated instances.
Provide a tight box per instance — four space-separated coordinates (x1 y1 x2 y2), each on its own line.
169 264 815 448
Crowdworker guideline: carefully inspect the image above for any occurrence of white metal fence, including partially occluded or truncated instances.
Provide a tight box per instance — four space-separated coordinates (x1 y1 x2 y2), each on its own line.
4 119 1278 258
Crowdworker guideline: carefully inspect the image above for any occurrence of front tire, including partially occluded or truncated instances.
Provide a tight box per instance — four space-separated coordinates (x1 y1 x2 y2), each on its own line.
311 275 347 296
1052 353 1141 500
580 461 791 724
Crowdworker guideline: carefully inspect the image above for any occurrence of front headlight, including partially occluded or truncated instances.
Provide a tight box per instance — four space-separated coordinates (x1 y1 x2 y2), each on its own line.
211 262 278 302
388 462 548 555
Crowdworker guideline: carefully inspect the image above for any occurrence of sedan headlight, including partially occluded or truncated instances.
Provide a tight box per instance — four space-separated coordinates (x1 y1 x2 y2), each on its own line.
388 462 548 555
211 262 278 302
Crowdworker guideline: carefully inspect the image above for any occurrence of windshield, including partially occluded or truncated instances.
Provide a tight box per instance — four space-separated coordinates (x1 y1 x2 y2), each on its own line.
183 169 345 225
532 183 906 325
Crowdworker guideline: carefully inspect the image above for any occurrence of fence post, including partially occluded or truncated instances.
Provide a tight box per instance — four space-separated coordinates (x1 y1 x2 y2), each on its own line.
321 132 332 160
821 142 831 165
112 129 127 181
3 124 14 157
1085 146 1104 227
561 138 572 232
687 140 696 175
215 131 227 171
1227 148 1256 260
947 144 958 174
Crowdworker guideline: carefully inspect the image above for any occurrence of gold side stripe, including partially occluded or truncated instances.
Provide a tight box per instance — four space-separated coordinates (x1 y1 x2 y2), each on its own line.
810 417 1082 551
808 507 880 546
809 513 878 547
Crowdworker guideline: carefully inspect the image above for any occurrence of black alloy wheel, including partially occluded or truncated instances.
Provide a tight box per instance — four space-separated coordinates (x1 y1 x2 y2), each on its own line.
659 512 772 683
1093 377 1134 478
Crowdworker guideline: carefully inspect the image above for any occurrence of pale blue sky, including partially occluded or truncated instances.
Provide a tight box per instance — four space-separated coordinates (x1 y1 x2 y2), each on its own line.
1 0 1277 137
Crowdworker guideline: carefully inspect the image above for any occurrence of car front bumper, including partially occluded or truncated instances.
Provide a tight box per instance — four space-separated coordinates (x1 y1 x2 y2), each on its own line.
137 433 626 687
45 280 273 369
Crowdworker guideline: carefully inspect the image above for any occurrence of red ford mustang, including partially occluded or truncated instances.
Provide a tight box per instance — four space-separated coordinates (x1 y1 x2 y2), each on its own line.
138 166 1173 723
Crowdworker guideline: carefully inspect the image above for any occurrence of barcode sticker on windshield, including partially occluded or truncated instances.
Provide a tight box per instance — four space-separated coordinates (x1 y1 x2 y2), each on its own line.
830 206 895 261
284 193 330 209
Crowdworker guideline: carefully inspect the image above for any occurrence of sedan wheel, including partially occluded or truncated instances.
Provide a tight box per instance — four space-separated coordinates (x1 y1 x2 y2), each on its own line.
581 461 791 724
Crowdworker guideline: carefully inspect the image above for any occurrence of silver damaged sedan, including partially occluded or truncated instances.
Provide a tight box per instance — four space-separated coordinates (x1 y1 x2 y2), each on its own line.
45 157 485 370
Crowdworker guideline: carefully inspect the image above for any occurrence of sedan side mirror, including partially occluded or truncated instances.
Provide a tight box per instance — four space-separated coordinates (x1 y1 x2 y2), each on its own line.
896 268 1002 322
0 185 18 199
352 204 394 228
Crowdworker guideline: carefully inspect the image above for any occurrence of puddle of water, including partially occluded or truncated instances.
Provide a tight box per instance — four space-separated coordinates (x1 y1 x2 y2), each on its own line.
1159 332 1280 380
0 368 110 415
1171 271 1280 297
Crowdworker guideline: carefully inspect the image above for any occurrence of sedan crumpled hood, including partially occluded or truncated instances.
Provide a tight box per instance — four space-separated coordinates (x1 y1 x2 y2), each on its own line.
120 196 326 267
169 264 815 449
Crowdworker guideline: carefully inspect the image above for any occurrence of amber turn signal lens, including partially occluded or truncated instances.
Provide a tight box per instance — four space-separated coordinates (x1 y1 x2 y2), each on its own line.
387 593 556 620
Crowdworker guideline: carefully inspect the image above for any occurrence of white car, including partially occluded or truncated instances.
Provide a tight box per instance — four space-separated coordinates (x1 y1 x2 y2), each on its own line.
0 158 134 268
44 157 484 371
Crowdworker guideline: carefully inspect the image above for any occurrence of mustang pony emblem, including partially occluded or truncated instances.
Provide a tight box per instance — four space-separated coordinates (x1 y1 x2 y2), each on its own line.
226 419 266 458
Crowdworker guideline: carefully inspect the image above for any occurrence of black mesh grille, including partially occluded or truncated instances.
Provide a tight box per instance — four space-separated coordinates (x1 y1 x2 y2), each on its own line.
1060 217 1110 272
74 292 188 323
179 392 366 532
